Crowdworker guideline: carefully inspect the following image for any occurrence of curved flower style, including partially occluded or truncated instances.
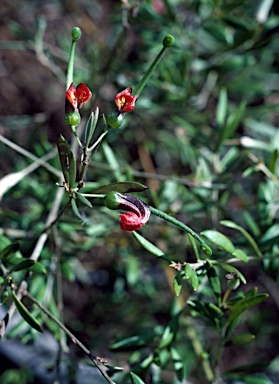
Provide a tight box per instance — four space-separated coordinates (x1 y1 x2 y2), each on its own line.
104 191 150 231
66 82 92 110
115 87 138 113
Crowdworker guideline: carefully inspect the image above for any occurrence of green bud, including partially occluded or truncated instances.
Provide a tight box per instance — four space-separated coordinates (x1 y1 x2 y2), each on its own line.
106 112 125 129
72 27 82 42
64 111 81 127
104 191 122 210
163 34 175 47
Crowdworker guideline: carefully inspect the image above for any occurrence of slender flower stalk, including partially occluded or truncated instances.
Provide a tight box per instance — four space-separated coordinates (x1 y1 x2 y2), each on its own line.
149 206 212 255
132 34 174 96
66 27 82 90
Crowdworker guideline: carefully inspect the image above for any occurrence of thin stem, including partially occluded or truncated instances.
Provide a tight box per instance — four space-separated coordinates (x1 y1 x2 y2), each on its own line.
150 206 212 255
25 291 116 384
71 126 83 148
66 41 76 90
133 35 174 96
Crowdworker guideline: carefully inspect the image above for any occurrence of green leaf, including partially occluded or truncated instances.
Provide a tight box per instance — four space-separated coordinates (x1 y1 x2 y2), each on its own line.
173 273 182 296
232 249 249 263
158 317 178 349
75 192 93 208
92 181 148 194
221 220 262 257
132 232 172 262
12 291 43 333
0 277 4 284
184 264 193 280
190 269 199 291
10 260 37 273
130 372 146 384
201 230 235 253
217 262 246 284
28 261 47 274
206 262 221 305
71 198 82 220
57 135 76 189
228 293 269 322
229 333 255 346
0 242 21 260
84 108 99 147
224 374 273 384
260 223 279 244
216 88 228 126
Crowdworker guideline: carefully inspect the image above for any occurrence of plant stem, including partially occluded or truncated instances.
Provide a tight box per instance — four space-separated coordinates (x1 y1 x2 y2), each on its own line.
24 291 116 384
66 41 77 90
150 206 212 255
133 36 173 96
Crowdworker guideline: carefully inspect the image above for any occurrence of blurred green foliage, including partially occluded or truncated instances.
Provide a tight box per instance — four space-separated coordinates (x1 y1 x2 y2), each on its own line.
1 0 279 383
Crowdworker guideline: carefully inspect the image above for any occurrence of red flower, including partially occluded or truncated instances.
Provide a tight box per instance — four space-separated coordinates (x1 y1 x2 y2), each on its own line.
115 87 138 113
104 192 150 231
66 82 92 110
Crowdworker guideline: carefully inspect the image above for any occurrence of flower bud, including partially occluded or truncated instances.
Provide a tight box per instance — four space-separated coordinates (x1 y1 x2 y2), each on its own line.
72 27 82 42
163 34 174 47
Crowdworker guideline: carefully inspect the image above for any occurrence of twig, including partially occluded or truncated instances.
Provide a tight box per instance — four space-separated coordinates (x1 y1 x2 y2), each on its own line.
24 291 116 384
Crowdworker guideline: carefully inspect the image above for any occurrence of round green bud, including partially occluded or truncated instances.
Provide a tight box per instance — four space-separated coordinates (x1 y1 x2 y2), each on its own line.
64 111 81 127
163 34 174 47
104 191 122 210
106 112 125 129
72 27 82 42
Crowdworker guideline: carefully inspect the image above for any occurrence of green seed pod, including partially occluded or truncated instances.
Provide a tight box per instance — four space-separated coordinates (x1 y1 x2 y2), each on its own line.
106 112 125 129
104 191 122 210
163 34 175 47
72 27 82 42
64 111 81 127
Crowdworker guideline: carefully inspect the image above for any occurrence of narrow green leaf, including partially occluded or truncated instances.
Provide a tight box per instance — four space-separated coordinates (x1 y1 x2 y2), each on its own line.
190 269 199 291
111 335 148 350
71 198 82 220
217 262 246 284
201 230 235 253
232 249 249 263
57 135 76 189
132 232 172 262
221 220 262 257
204 302 223 319
12 291 43 333
173 273 182 296
184 264 194 280
158 317 178 349
130 372 146 384
10 260 36 273
229 333 255 346
228 294 269 322
0 242 21 260
216 88 228 126
84 108 99 147
92 181 148 194
76 192 93 208
28 261 47 274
